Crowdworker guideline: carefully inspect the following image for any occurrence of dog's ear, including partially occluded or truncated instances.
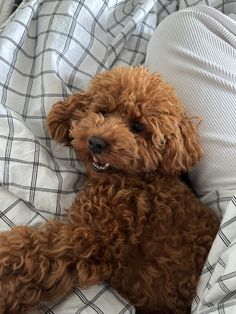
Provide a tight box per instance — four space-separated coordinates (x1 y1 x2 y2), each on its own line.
160 115 202 175
46 93 90 146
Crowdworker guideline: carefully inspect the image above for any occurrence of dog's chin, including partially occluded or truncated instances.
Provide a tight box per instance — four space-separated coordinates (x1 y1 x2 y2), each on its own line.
85 156 126 177
84 153 148 177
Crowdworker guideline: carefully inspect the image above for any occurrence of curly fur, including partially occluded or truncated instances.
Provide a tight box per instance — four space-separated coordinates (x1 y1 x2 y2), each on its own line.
0 66 219 314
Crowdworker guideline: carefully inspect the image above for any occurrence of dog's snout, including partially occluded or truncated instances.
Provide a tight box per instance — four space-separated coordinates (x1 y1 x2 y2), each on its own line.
88 136 107 154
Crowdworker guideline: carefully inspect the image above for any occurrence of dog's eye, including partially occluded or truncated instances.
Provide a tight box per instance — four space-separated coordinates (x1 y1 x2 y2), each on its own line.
131 121 144 133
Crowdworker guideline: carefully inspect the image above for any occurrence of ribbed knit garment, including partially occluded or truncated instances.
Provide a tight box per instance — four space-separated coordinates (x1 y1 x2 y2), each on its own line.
145 5 236 197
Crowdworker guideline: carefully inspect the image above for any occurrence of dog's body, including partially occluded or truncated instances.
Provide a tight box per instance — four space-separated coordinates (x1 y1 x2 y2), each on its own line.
0 67 219 314
68 172 218 314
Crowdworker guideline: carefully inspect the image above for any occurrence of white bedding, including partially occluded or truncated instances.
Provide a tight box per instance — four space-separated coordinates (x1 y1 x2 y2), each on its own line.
0 0 236 313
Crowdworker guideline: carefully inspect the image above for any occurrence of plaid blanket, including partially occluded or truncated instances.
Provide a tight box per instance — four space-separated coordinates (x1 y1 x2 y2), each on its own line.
0 0 236 313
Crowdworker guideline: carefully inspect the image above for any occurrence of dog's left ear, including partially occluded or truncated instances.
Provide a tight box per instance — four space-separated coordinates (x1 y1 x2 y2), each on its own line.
46 93 91 146
160 115 202 175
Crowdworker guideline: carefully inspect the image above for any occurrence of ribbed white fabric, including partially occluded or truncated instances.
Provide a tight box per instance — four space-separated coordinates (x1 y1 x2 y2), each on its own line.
0 0 15 26
145 5 236 197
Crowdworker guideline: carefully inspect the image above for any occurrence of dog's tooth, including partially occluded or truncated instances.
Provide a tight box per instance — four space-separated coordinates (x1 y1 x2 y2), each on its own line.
93 156 99 162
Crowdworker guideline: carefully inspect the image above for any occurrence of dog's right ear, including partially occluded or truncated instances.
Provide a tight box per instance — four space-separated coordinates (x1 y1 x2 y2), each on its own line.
46 93 90 146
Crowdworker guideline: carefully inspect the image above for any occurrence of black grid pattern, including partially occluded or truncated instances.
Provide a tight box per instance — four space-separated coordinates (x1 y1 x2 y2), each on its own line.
0 0 236 313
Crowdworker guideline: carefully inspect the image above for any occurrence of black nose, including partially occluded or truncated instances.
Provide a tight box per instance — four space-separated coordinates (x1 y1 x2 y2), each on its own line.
88 136 107 154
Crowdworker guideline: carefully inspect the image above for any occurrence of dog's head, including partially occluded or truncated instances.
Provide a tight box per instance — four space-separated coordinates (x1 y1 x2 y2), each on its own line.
46 67 201 178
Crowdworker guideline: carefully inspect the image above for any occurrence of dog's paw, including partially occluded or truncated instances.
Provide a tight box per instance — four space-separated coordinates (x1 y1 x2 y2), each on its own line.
0 227 41 313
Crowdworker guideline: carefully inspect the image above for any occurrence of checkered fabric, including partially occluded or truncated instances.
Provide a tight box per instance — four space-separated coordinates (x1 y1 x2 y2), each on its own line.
192 190 236 313
0 0 235 313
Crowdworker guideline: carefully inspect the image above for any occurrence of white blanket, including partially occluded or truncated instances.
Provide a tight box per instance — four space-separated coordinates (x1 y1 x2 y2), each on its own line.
0 0 236 313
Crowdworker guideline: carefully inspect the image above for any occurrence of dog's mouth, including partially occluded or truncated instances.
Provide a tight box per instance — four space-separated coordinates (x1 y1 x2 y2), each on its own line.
92 155 110 172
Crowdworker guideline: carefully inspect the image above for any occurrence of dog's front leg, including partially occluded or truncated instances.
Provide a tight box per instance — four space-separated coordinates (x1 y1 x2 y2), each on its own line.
0 220 80 314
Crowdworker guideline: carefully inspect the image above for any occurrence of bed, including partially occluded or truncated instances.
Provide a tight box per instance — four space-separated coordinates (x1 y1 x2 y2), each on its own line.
0 0 236 313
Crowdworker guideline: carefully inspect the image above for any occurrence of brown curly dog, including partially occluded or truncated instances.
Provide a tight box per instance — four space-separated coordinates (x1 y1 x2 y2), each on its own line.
0 66 219 314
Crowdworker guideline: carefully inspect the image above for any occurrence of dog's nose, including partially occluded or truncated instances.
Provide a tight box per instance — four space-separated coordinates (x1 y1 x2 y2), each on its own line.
88 136 107 154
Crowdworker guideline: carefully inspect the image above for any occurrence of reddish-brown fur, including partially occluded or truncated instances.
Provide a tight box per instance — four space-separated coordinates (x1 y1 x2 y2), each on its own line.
0 67 219 314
